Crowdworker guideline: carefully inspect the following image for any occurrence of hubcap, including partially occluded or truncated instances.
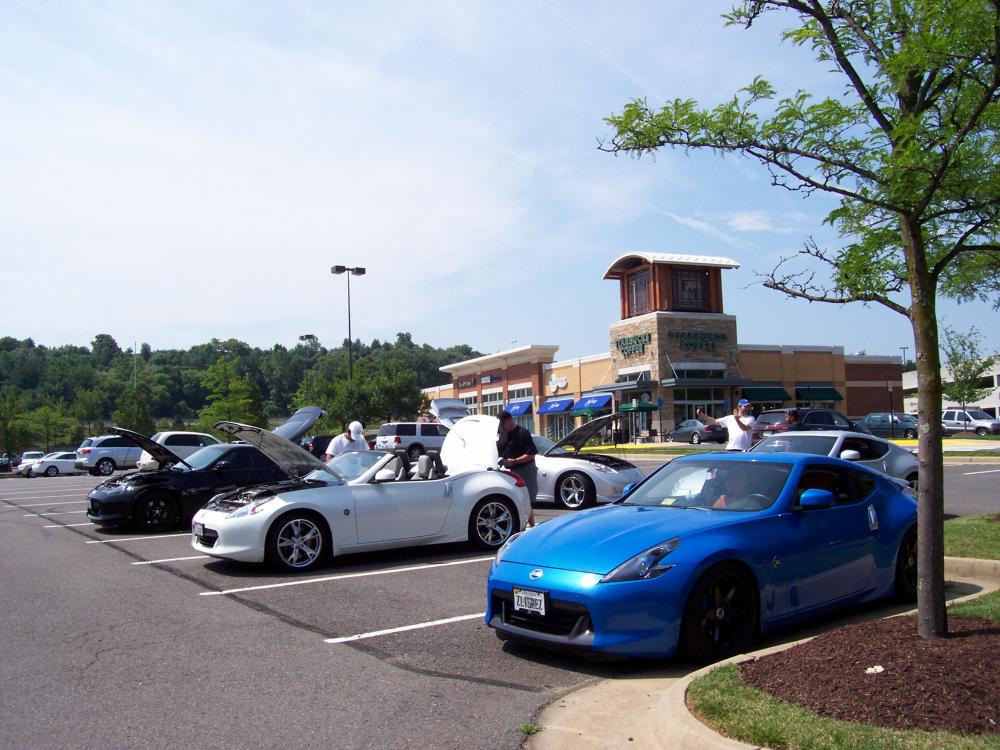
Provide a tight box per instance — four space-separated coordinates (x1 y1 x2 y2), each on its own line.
560 476 586 508
277 519 322 568
99 462 112 475
476 502 513 546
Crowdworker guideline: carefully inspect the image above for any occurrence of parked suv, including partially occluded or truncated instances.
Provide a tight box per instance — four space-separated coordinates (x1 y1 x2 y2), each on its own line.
75 435 143 476
752 407 871 442
136 431 221 471
941 408 1000 436
374 422 449 460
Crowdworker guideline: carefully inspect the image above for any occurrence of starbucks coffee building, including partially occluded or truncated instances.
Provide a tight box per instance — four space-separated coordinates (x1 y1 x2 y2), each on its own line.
423 252 903 441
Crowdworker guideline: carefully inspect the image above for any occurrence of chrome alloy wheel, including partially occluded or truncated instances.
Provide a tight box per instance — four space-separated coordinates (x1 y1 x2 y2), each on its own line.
559 474 588 509
276 518 323 569
475 501 513 546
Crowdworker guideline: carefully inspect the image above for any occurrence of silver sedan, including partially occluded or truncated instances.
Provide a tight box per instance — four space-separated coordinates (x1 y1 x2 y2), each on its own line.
750 430 919 488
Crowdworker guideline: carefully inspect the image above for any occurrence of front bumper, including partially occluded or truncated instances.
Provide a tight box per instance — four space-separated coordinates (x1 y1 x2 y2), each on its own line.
486 559 688 658
86 489 133 526
191 508 267 563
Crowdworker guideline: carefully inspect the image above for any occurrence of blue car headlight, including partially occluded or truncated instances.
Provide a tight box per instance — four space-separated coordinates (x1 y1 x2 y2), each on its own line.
600 537 680 583
493 531 523 567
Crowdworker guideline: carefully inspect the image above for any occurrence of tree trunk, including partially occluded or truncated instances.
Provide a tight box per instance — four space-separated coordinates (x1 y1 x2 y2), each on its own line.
906 221 948 638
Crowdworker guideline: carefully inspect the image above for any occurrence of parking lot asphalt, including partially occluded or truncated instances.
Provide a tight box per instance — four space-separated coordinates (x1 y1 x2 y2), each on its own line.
0 462 995 749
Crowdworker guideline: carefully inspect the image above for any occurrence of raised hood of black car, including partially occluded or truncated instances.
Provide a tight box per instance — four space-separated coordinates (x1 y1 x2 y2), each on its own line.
109 427 190 469
548 413 620 454
214 414 337 480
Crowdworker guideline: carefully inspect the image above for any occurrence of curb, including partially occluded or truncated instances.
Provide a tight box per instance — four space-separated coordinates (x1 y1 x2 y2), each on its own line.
528 557 1000 750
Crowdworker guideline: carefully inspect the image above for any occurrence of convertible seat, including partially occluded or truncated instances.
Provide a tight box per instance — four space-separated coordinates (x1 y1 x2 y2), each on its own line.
393 450 411 481
417 455 433 480
425 450 447 479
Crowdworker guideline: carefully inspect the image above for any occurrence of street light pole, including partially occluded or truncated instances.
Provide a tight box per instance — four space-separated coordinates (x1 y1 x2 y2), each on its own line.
331 265 366 379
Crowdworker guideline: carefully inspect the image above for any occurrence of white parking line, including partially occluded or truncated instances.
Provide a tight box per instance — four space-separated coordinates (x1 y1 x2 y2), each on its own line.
324 613 485 644
86 533 192 544
200 556 494 597
132 555 211 566
23 510 89 517
2 492 89 499
10 500 87 507
963 468 1000 476
44 522 97 528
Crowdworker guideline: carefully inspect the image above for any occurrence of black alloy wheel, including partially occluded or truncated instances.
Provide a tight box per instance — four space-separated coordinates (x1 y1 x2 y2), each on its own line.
469 497 516 549
895 526 918 602
266 513 327 572
96 458 115 476
679 563 757 662
136 492 179 532
45 465 59 477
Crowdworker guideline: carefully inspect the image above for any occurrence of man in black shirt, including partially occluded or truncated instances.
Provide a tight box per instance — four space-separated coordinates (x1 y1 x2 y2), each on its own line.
497 410 537 528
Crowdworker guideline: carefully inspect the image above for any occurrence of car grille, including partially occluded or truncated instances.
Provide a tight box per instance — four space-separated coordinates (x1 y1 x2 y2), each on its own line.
195 529 218 548
492 591 591 637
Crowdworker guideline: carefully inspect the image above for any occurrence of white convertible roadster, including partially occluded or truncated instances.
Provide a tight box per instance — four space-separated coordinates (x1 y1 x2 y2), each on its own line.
191 413 531 571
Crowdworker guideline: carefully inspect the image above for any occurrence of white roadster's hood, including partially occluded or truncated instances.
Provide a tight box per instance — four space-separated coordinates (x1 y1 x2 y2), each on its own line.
440 414 500 473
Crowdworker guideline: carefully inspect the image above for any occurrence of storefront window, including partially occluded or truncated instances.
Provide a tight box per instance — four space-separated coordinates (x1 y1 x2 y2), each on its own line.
482 392 503 416
672 270 709 311
672 387 725 423
546 413 573 441
628 270 651 316
461 395 479 415
508 386 532 400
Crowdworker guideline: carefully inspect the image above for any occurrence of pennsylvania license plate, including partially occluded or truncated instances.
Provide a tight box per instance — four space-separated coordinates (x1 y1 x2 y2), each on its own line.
192 522 204 537
513 587 546 616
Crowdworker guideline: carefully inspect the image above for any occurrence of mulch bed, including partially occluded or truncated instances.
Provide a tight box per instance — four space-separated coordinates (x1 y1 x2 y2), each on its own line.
739 615 1000 736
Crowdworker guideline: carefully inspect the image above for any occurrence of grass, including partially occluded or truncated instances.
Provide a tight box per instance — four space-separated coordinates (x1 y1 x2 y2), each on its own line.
518 724 542 737
686 515 1000 749
944 513 1000 560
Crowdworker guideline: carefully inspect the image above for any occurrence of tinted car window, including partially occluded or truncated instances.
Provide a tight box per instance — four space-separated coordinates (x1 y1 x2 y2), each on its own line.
831 412 851 428
220 447 277 471
420 424 446 437
103 437 133 448
624 460 792 511
943 411 956 420
751 435 838 455
803 412 835 426
842 437 889 460
79 439 93 449
796 466 853 506
183 444 230 471
377 425 393 437
756 412 786 426
852 469 878 501
395 424 416 436
165 434 203 447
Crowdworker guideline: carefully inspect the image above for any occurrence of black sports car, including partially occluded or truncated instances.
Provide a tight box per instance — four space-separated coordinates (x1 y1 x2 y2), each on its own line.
85 407 325 532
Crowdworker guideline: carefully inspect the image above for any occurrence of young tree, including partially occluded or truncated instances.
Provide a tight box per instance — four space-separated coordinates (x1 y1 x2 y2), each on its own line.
112 388 155 436
604 1 1000 637
941 325 998 422
197 357 268 431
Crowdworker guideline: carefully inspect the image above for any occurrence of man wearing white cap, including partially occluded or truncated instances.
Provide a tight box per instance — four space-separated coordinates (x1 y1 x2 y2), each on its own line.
695 399 755 451
324 421 367 460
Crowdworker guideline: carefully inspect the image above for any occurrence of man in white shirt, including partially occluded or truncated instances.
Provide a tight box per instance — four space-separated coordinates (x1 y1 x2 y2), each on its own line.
696 399 755 451
323 421 368 460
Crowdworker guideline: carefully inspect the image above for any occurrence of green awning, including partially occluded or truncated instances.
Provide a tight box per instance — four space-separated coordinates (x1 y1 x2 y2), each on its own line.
571 407 607 417
619 400 659 413
741 387 792 402
795 386 843 401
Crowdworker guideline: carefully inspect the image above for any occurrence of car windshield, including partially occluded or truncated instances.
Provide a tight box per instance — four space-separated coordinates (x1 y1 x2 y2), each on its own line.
966 410 993 421
532 436 567 455
623 460 792 511
176 444 230 471
313 451 380 481
751 434 840 456
42 452 61 460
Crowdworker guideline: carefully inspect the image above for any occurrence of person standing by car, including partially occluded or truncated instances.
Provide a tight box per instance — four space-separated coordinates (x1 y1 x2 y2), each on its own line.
785 409 801 429
323 421 367 460
695 399 755 451
497 410 537 528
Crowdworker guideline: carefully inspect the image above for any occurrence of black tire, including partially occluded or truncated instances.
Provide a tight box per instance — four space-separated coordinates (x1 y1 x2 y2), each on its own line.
556 471 596 510
690 432 702 445
976 427 989 436
96 458 115 476
895 526 918 602
903 429 917 439
407 444 424 461
665 433 674 443
469 496 517 549
135 492 179 532
906 472 919 492
266 512 328 572
45 465 59 477
679 563 758 663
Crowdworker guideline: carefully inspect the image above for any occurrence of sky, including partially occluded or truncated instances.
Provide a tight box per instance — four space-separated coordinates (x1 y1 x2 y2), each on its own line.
1 0 996 365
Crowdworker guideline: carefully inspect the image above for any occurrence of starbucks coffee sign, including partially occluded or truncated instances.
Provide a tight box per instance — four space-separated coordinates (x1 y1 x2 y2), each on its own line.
667 330 728 351
615 333 652 357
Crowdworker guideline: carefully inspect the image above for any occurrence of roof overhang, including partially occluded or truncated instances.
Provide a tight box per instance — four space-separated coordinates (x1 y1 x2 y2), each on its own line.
440 344 560 376
604 252 741 279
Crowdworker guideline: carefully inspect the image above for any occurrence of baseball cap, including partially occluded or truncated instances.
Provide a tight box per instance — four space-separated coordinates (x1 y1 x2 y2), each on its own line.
498 410 513 422
348 421 364 439
737 398 751 407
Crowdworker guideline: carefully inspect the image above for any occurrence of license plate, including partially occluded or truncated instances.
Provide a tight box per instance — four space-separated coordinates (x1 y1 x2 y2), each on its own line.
193 522 204 537
513 587 546 616
87 500 94 511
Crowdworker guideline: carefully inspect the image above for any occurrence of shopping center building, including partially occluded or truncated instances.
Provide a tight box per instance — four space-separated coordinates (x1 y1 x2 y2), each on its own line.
421 252 903 441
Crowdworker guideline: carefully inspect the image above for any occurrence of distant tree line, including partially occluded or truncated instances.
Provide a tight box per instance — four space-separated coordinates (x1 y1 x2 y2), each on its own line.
0 333 480 454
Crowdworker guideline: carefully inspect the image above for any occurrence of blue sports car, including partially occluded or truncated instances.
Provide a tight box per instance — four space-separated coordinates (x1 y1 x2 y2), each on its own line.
486 452 918 661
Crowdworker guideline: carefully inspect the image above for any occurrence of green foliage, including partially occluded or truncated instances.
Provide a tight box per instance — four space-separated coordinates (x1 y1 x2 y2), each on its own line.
197 357 268 432
112 388 155 436
944 513 1000 560
949 588 1000 620
941 325 998 409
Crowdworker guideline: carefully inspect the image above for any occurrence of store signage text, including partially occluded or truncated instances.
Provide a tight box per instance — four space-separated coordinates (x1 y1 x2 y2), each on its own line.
667 330 729 351
457 378 475 388
481 374 502 384
615 333 652 357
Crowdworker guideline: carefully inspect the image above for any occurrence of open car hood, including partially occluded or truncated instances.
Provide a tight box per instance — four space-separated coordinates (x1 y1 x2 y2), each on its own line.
109 427 191 469
440 414 501 472
214 420 338 480
429 398 472 429
548 413 619 454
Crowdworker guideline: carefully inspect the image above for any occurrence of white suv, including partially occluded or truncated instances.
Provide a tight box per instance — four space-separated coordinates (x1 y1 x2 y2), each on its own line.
136 431 222 471
374 422 449 460
941 409 1000 436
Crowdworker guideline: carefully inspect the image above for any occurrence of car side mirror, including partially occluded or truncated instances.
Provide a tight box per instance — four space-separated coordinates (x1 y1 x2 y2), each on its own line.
374 468 396 483
622 483 637 496
799 488 836 509
839 449 861 461
214 460 229 472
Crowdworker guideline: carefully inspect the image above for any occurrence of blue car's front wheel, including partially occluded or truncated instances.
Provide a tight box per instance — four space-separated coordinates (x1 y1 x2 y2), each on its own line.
679 563 758 662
